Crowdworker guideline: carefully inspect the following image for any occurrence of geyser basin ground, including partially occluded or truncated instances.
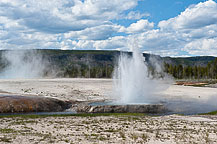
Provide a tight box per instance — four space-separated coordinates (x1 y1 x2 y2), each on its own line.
0 79 217 144
0 79 217 143
0 78 217 115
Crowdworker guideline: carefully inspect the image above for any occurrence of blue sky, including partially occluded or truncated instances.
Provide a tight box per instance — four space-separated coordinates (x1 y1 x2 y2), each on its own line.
140 0 210 24
0 0 217 57
118 0 207 27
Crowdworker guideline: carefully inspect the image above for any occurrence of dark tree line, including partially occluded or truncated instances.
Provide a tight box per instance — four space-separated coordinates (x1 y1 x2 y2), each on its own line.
164 58 217 79
62 64 114 78
62 58 217 79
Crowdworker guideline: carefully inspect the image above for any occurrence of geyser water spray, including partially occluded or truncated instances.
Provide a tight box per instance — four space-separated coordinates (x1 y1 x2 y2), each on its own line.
113 39 165 104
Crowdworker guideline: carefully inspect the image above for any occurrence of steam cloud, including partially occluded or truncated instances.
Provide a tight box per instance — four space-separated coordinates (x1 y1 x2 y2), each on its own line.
0 50 52 79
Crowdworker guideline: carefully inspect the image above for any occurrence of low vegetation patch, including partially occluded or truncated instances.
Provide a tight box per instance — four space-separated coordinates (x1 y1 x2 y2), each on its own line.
199 110 217 115
0 128 17 133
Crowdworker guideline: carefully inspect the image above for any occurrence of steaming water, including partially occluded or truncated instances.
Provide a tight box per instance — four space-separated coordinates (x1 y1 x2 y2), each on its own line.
113 41 158 104
0 50 49 79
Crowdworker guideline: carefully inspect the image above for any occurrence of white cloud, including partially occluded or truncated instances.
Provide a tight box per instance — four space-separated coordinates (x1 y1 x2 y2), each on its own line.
64 24 122 40
125 11 150 20
1 0 217 57
0 0 139 33
0 0 139 50
63 36 128 51
121 19 154 34
158 0 217 30
93 36 128 50
137 30 182 50
54 0 217 57
153 0 217 56
183 38 217 56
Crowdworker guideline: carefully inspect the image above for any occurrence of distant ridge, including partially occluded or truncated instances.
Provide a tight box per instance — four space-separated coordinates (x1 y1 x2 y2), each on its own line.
0 49 215 66
0 49 216 78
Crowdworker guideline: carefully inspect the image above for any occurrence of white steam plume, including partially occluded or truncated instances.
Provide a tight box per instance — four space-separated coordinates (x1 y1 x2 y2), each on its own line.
0 50 49 79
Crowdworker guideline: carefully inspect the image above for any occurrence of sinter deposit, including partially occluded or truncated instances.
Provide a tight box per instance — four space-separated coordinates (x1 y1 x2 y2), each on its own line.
0 95 71 113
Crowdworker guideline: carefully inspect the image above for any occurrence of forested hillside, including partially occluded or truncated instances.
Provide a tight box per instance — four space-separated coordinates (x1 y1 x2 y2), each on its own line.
164 58 217 79
0 49 216 79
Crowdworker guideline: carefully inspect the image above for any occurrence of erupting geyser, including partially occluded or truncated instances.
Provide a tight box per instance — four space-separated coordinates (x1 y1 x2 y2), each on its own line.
80 42 168 113
113 40 158 104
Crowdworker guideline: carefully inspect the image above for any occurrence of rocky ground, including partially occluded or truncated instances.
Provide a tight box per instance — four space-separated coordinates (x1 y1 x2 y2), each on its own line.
0 114 216 144
0 78 217 143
